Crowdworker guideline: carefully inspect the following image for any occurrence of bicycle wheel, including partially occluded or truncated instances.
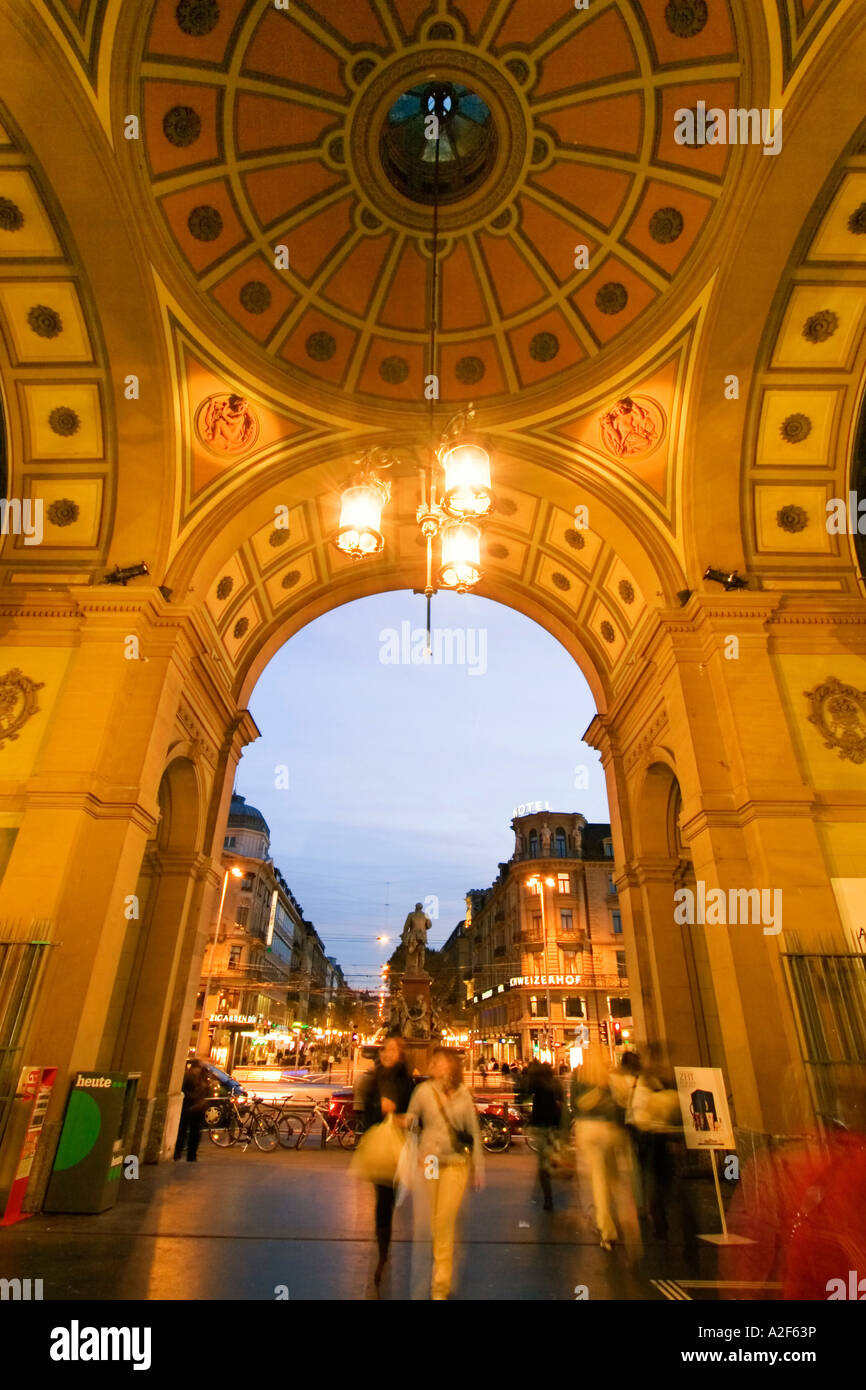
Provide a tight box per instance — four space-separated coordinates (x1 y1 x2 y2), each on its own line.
337 1115 362 1150
481 1117 510 1153
253 1116 279 1152
276 1113 303 1149
524 1127 541 1154
210 1116 239 1147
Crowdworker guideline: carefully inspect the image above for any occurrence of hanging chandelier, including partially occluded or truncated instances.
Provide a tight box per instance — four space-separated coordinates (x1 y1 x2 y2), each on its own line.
331 82 497 632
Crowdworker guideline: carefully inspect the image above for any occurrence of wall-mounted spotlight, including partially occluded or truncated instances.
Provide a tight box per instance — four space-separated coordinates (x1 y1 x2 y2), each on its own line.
703 566 748 592
102 562 150 586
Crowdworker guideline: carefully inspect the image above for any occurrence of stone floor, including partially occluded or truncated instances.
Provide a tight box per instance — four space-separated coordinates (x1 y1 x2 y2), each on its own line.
1 1141 735 1302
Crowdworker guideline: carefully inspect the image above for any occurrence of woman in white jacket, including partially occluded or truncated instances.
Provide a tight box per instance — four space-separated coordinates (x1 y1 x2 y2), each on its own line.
407 1048 484 1300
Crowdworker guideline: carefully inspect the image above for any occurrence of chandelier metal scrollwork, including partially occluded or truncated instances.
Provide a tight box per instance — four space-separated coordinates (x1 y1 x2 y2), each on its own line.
331 83 498 638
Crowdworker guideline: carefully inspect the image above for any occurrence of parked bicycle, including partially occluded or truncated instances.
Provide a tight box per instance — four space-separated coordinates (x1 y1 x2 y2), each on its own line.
271 1093 363 1150
205 1093 279 1151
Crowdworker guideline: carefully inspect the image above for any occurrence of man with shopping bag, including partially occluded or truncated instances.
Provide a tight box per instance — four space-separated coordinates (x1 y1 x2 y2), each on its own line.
349 1037 414 1291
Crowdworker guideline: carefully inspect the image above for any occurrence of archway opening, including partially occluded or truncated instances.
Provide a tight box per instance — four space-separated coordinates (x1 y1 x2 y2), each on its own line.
200 588 636 1075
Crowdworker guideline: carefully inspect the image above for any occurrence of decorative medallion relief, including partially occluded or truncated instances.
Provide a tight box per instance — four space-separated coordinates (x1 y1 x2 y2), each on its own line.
777 504 808 534
47 499 79 527
195 393 259 454
49 407 81 437
0 197 24 231
804 677 866 764
665 1 709 38
780 413 812 444
847 203 866 235
0 669 45 749
27 305 63 339
649 207 684 244
599 396 665 458
802 309 838 344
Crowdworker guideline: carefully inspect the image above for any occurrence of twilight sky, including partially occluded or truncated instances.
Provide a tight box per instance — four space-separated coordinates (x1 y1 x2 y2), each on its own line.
238 590 609 987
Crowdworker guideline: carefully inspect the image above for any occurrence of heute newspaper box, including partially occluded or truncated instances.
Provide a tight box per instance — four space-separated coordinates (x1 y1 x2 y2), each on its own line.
0 1065 57 1225
44 1071 140 1214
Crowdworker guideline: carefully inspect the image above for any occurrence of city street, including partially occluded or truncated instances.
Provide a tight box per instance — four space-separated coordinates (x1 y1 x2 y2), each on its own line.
3 1143 728 1302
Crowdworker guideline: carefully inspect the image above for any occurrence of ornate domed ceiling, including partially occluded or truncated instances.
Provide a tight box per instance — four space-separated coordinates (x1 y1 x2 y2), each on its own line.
134 0 740 408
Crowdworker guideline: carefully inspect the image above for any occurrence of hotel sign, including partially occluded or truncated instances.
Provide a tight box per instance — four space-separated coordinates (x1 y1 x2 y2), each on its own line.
509 974 581 988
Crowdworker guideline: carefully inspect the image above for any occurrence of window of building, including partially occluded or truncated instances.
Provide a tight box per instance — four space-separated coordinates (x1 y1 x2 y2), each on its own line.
616 950 627 981
608 875 617 895
562 949 578 974
555 828 567 856
557 872 570 894
235 905 250 929
241 872 254 893
224 836 236 849
532 913 542 934
560 909 573 932
528 830 539 858
612 911 622 935
229 945 242 969
527 878 541 896
529 995 538 1017
603 839 613 858
564 996 585 1019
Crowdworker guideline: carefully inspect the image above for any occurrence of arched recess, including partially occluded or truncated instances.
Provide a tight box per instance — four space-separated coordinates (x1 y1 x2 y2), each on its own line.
683 5 866 589
111 753 209 1162
621 758 711 1070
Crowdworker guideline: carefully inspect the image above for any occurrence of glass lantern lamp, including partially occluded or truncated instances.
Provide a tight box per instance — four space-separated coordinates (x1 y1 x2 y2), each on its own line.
333 471 391 559
441 409 494 520
438 520 482 592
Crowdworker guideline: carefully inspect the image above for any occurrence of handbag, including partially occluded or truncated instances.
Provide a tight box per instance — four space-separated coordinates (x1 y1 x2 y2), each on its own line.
348 1114 406 1186
431 1084 474 1156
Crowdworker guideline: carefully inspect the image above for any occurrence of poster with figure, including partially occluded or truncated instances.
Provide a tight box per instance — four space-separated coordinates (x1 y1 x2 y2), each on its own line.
674 1066 735 1150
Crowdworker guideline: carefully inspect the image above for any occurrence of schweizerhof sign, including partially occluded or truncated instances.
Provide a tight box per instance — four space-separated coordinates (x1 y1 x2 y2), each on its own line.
509 974 581 988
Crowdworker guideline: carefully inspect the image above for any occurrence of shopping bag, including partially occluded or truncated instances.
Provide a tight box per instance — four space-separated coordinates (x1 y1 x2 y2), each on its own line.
394 1130 419 1206
348 1114 406 1186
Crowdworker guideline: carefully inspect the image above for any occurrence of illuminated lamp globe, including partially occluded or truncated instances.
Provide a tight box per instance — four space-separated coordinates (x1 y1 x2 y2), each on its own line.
438 520 482 592
442 438 494 520
333 474 390 559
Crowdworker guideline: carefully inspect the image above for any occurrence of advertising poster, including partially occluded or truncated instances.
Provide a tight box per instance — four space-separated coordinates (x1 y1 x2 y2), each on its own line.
674 1066 735 1150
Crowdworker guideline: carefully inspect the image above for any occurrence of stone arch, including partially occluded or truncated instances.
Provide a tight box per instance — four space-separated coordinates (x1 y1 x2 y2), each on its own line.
112 754 210 1161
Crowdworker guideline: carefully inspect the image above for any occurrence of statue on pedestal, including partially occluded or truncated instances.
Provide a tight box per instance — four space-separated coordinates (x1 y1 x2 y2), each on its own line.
389 983 409 1037
401 901 431 974
540 821 552 854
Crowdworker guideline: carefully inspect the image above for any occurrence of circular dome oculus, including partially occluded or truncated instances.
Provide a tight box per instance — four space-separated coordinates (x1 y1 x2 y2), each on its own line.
380 83 496 205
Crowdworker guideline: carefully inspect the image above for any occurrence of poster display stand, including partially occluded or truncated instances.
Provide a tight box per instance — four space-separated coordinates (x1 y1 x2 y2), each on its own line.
674 1065 755 1247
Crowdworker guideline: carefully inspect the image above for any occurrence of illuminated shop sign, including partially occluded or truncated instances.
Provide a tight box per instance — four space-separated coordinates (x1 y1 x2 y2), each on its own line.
209 1013 258 1024
509 975 582 988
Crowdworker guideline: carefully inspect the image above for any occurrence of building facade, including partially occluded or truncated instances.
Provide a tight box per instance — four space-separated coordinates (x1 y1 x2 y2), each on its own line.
193 793 342 1070
466 812 632 1066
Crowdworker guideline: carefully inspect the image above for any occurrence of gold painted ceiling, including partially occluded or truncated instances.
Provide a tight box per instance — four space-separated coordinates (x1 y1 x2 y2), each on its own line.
133 0 740 407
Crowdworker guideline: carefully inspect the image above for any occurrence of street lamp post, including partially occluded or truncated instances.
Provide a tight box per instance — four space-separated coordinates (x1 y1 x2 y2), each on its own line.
526 874 556 1060
196 864 243 1058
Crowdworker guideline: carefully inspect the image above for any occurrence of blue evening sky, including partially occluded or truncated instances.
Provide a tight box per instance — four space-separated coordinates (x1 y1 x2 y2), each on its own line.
237 590 608 986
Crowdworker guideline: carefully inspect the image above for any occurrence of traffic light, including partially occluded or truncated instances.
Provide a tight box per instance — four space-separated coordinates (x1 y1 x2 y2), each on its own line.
598 1020 609 1046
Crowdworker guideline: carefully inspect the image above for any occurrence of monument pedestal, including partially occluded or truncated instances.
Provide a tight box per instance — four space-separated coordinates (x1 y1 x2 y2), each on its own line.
399 973 434 1077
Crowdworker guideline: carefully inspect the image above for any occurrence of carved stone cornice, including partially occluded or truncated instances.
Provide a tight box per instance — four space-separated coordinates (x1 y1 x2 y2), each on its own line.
175 702 217 765
624 708 670 772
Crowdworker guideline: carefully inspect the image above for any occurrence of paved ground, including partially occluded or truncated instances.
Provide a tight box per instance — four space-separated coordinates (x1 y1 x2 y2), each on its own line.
0 1138 735 1302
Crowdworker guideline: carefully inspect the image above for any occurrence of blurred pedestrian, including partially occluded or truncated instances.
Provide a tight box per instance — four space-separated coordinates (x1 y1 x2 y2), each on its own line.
408 1048 484 1300
360 1036 414 1292
527 1060 564 1211
572 1049 641 1258
174 1059 210 1162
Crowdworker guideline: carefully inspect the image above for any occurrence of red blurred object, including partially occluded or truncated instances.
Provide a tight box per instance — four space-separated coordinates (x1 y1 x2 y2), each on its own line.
719 1130 866 1300
477 1099 524 1136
